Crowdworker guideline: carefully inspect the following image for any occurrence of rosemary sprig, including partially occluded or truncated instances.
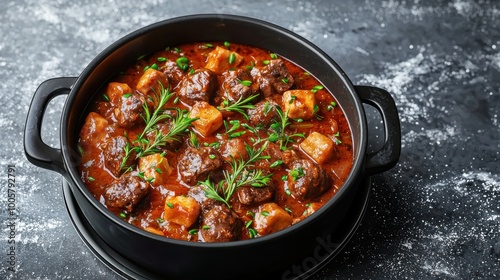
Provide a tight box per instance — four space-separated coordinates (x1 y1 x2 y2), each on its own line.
136 108 197 158
217 94 259 120
138 84 174 140
268 106 305 150
119 83 197 173
199 142 271 208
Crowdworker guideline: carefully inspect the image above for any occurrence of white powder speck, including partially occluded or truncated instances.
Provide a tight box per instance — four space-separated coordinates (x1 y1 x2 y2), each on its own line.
491 52 500 71
422 261 457 277
33 3 61 24
1 219 62 244
487 215 500 221
452 0 472 16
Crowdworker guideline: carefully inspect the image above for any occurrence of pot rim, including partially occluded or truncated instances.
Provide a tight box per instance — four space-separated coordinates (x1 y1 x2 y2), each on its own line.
60 13 367 248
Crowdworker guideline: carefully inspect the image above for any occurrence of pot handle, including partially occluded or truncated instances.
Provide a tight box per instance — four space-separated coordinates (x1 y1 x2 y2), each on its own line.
24 77 77 175
355 86 401 175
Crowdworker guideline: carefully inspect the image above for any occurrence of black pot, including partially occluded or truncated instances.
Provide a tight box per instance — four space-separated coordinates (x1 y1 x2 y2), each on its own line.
24 14 400 279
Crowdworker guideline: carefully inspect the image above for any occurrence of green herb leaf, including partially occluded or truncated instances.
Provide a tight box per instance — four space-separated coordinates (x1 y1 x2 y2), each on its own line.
311 85 324 93
248 228 257 238
245 220 253 228
176 56 189 71
238 79 252 87
290 167 305 181
229 52 236 64
269 160 283 168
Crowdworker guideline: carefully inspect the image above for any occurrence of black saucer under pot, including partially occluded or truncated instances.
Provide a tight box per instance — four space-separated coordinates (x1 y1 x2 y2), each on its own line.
24 14 400 279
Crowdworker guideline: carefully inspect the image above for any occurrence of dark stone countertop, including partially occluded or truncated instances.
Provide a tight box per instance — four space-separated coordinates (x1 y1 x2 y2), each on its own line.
1 0 499 279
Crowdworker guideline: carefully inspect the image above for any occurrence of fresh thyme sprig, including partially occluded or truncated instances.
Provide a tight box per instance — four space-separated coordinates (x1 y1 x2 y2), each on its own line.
199 142 271 208
217 94 259 120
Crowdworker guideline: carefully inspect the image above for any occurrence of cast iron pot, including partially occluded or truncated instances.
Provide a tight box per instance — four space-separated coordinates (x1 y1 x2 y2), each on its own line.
24 14 400 279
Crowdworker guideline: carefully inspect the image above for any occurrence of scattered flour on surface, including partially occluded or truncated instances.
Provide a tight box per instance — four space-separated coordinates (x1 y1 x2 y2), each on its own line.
359 51 433 123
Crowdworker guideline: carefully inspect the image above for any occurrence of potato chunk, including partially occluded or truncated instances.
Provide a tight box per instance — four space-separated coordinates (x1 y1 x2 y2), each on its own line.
205 46 243 74
300 132 334 164
282 90 316 120
138 153 173 186
136 68 169 99
106 82 133 103
163 196 201 228
79 112 108 144
302 202 322 218
189 101 223 137
254 202 293 236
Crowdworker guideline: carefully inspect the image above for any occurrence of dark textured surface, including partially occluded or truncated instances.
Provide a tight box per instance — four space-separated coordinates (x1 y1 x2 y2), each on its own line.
1 0 499 279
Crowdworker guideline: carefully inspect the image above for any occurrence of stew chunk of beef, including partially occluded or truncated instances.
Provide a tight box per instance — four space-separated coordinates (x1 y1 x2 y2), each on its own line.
103 135 135 177
201 204 242 242
104 174 149 212
250 59 294 97
247 97 281 127
178 147 223 185
235 184 275 206
104 82 145 128
217 69 257 105
178 69 217 105
287 159 332 200
113 91 145 128
162 60 185 87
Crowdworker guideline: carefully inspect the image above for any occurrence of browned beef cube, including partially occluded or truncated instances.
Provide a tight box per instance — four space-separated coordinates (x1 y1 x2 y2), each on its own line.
103 135 135 177
287 159 332 200
104 174 149 212
216 69 258 105
178 147 223 185
113 92 145 128
247 97 280 127
162 60 186 87
254 142 298 170
201 204 242 242
235 184 275 206
178 69 217 105
250 59 294 97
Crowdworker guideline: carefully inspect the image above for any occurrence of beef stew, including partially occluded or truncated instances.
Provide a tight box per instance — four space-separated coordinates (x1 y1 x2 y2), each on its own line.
77 41 353 242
